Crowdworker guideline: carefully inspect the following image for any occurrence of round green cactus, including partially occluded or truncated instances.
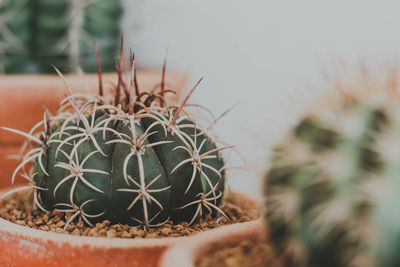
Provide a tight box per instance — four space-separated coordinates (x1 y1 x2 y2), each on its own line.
265 72 400 267
0 0 122 74
1 53 230 229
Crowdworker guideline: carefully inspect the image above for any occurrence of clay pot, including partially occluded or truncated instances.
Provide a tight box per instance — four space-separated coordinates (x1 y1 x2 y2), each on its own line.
0 188 260 267
0 72 185 188
160 219 264 267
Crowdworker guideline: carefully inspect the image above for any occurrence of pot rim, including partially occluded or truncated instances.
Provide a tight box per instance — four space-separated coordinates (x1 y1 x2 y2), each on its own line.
0 71 185 93
160 217 264 266
0 187 259 249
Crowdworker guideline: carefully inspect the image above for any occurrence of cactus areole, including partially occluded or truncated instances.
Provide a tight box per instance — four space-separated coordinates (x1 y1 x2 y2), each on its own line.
266 70 400 267
0 50 231 229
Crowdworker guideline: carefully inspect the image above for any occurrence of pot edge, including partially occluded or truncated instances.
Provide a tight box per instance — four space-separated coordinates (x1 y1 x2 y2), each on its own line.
0 187 260 249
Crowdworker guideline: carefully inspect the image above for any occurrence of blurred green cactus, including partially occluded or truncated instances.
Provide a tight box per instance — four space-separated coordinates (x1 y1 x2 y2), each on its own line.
1 53 230 229
265 71 400 267
0 0 122 74
0 0 33 73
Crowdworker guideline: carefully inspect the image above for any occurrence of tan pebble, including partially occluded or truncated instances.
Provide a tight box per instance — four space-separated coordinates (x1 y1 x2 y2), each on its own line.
42 214 49 223
182 230 191 236
71 229 81 236
102 220 111 227
98 229 107 235
76 221 84 229
240 216 250 222
106 229 117 238
146 232 159 238
39 225 49 231
56 228 64 234
110 224 120 230
136 230 145 237
82 228 91 236
53 216 61 223
35 219 44 226
56 220 65 227
121 231 131 238
88 229 99 237
15 219 25 225
11 209 22 218
209 222 218 228
160 228 172 236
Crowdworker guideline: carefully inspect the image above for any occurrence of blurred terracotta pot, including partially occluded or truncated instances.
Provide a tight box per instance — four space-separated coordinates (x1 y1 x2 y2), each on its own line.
0 189 259 267
160 219 264 267
0 72 185 188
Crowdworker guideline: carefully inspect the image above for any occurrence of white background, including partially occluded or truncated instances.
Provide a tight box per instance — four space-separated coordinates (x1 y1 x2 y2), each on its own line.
123 0 400 199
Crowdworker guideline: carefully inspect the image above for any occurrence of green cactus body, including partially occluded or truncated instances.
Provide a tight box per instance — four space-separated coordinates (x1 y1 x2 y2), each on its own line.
0 0 122 74
265 89 400 267
0 0 33 73
2 61 228 229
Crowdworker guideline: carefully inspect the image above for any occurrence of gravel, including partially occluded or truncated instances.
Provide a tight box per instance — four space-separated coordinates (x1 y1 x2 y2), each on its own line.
0 191 258 239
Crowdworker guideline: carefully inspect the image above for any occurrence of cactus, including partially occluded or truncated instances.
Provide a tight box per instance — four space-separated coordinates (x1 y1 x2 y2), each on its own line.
0 0 33 73
265 69 400 267
0 0 122 74
0 49 230 229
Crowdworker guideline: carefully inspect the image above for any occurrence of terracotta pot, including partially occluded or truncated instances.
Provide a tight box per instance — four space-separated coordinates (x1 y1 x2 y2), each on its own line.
0 188 260 267
160 219 265 267
0 72 185 188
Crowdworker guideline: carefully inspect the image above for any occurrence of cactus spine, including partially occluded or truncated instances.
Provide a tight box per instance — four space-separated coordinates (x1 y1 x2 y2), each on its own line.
0 0 122 74
1 50 230 229
265 69 400 267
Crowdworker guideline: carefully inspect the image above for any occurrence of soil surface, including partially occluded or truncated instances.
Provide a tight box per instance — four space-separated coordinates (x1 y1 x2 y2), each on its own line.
196 239 282 267
0 191 258 239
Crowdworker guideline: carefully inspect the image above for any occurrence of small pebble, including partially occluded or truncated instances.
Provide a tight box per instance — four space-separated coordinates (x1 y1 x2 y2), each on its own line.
121 231 131 238
71 229 81 236
106 229 117 238
160 228 172 236
56 220 65 228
